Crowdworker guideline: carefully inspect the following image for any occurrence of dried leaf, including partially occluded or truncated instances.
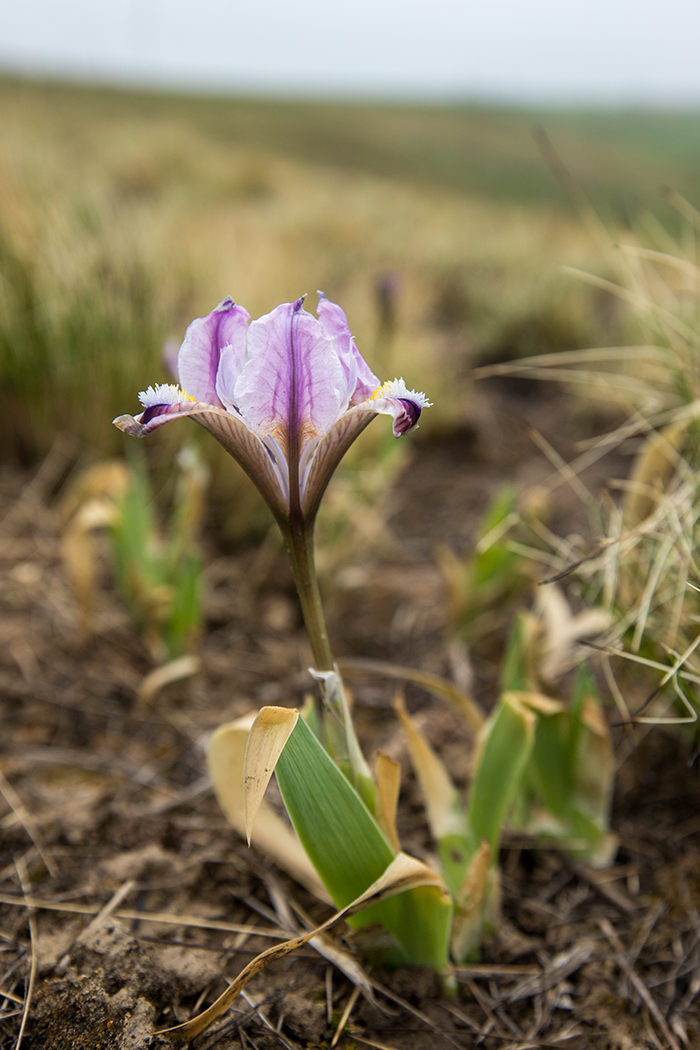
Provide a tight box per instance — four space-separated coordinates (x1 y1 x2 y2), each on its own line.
243 706 299 844
207 715 327 900
61 498 118 639
136 655 200 706
375 753 401 854
535 584 610 681
509 689 565 716
160 853 448 1042
451 840 492 962
393 691 464 842
624 417 688 526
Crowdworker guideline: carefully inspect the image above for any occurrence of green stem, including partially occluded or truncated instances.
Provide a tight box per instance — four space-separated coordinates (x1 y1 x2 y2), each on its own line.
281 510 375 810
282 514 334 672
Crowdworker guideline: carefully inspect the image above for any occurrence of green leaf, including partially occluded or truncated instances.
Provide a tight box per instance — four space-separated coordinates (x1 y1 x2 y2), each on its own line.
499 611 538 692
275 716 453 970
468 692 536 855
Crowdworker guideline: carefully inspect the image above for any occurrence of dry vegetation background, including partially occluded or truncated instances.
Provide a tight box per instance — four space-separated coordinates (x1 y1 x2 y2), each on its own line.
2 75 700 1049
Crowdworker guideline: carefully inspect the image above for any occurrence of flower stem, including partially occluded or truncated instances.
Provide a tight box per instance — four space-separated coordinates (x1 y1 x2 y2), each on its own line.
283 515 335 672
282 512 375 810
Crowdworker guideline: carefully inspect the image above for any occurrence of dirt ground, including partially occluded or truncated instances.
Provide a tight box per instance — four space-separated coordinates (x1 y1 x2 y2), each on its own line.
2 378 700 1050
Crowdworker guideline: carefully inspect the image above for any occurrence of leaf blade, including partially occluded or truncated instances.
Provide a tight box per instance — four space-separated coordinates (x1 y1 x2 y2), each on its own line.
243 706 299 845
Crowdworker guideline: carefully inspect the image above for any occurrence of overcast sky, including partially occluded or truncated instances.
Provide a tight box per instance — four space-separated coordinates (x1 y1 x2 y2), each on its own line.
1 0 699 106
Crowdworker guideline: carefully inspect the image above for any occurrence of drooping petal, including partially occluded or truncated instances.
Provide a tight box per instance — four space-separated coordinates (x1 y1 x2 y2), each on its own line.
301 407 377 520
117 383 200 431
177 297 250 407
316 291 380 406
235 299 346 456
365 378 432 437
114 400 202 436
114 403 288 522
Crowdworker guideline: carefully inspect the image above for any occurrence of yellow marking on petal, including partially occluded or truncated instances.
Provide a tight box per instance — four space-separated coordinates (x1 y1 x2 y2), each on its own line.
367 382 391 402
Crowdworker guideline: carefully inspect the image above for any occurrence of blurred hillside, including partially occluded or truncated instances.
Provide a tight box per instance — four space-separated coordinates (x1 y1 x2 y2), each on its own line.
4 77 699 216
0 75 696 495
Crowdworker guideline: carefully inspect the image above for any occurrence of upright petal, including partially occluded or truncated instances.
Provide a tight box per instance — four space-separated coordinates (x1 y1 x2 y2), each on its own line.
178 297 250 407
316 291 380 405
235 299 346 456
216 343 247 414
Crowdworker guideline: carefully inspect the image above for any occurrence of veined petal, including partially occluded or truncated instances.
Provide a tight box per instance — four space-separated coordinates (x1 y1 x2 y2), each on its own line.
119 384 200 431
366 378 432 437
301 406 377 520
178 297 250 407
235 299 346 456
114 402 288 522
115 295 431 529
316 291 379 405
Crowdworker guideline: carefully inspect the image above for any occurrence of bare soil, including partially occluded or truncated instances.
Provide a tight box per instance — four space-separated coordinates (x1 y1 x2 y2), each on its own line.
2 379 700 1050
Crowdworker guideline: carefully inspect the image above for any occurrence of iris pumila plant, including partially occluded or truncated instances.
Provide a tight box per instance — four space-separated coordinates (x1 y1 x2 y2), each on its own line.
115 294 460 971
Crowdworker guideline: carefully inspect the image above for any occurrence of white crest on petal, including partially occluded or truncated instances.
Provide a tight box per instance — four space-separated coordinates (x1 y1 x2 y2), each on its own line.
367 378 432 408
138 383 194 408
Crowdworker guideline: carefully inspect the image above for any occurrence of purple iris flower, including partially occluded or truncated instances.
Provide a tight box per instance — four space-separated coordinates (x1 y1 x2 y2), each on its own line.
114 293 430 526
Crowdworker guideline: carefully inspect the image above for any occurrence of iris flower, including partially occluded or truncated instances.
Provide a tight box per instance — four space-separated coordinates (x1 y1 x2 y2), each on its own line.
114 293 430 528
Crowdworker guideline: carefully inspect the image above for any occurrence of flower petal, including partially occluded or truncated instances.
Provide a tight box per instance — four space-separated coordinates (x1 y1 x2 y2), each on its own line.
235 299 346 456
316 291 379 405
301 406 377 520
114 403 288 521
114 396 203 435
178 297 250 407
366 378 432 437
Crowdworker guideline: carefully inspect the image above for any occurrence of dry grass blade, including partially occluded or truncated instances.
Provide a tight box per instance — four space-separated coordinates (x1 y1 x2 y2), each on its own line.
599 918 682 1050
527 428 593 508
240 989 297 1050
474 344 667 374
13 857 38 1050
350 1038 404 1050
307 929 375 1007
243 706 299 845
54 878 135 975
0 769 57 877
331 984 360 1048
369 978 464 1050
630 630 700 725
563 265 700 351
506 943 595 1003
265 875 377 1006
159 853 447 1041
0 892 286 939
339 657 484 732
